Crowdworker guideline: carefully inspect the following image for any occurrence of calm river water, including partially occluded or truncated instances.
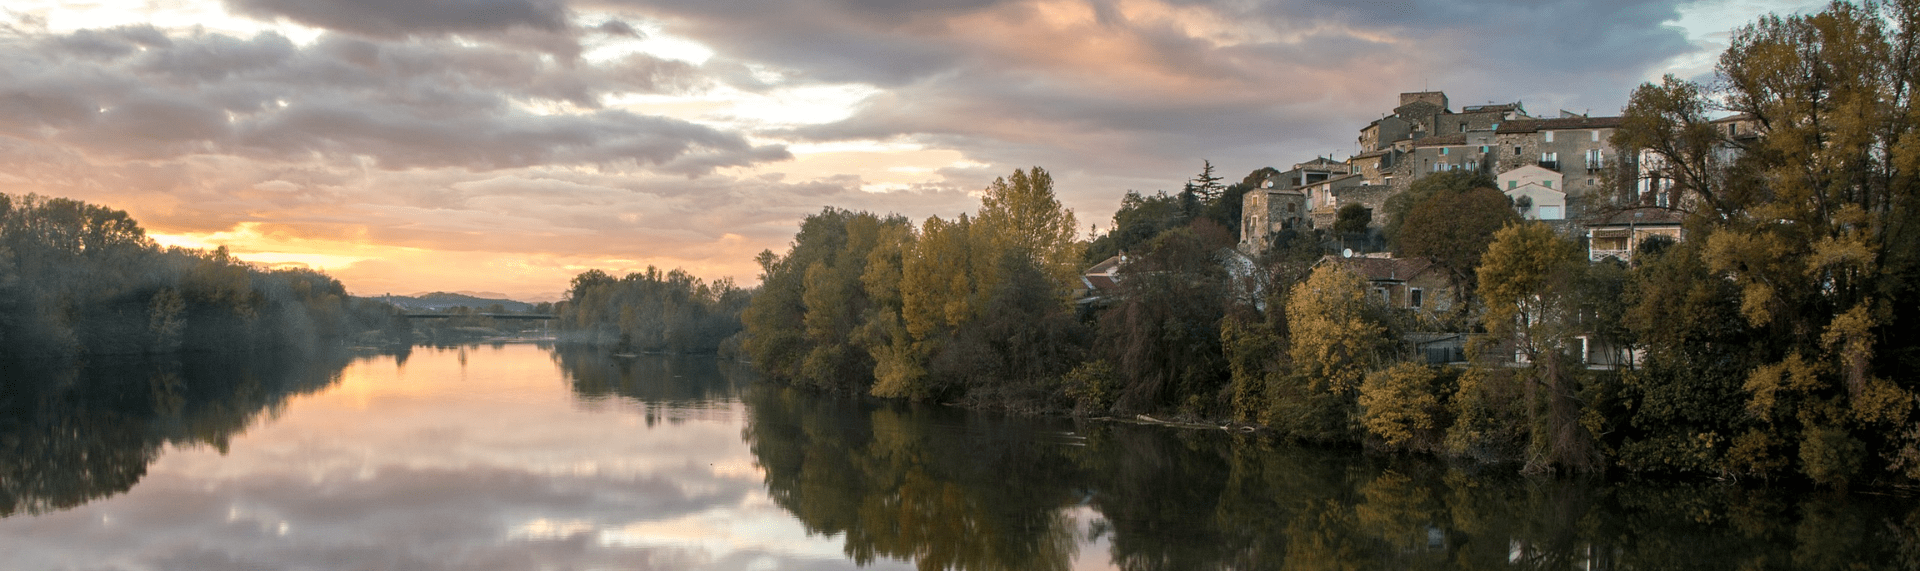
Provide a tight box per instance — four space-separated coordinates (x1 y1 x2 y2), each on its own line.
2 343 1914 570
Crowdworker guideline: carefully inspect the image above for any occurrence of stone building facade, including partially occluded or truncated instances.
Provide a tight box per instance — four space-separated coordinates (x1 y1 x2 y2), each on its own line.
1492 115 1628 211
1239 187 1310 256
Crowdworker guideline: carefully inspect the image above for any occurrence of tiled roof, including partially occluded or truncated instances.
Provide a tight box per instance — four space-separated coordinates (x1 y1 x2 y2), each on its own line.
1496 116 1624 133
1084 255 1122 276
1461 102 1523 113
1410 133 1468 147
1323 256 1440 283
1590 207 1684 226
1310 173 1363 187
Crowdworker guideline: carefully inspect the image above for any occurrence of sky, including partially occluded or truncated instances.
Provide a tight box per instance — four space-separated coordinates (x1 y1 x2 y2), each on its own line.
0 0 1824 301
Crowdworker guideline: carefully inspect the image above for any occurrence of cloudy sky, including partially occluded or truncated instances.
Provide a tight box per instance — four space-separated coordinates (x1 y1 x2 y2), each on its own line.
0 0 1821 300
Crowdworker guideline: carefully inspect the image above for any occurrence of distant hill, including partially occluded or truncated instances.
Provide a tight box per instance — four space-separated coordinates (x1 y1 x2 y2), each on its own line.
363 292 536 313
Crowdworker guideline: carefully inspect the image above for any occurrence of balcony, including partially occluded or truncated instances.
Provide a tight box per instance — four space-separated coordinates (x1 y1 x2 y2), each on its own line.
1590 248 1630 262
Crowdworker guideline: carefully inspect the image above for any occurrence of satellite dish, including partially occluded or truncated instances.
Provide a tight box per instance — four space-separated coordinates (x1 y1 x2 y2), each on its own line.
1343 248 1354 258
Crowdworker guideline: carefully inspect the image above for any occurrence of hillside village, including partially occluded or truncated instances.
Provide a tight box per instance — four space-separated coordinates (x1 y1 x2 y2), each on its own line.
668 3 1920 486
1081 90 1763 366
1236 90 1756 260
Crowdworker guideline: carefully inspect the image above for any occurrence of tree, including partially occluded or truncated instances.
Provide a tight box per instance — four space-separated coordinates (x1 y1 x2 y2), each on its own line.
1395 184 1519 303
1380 171 1496 244
1608 1 1920 485
1358 363 1444 449
1096 222 1234 416
1190 160 1225 202
974 167 1082 293
1275 263 1386 439
1085 190 1185 263
1333 203 1372 235
1611 75 1736 214
1477 222 1602 472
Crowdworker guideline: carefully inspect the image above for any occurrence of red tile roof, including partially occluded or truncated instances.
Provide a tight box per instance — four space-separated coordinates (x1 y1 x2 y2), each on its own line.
1496 116 1625 133
1322 256 1440 282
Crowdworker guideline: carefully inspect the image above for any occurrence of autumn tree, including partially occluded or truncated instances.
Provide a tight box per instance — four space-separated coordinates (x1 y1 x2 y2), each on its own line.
975 167 1082 293
1477 222 1603 472
1608 1 1920 485
1274 262 1387 440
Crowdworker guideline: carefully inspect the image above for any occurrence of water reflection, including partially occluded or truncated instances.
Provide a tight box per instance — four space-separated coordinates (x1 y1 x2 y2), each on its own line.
0 350 359 517
743 388 1919 571
745 386 1085 571
4 348 1916 570
553 345 752 407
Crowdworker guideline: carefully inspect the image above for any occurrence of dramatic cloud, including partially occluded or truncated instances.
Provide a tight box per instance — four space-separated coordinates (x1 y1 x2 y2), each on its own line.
227 0 572 38
0 0 1810 298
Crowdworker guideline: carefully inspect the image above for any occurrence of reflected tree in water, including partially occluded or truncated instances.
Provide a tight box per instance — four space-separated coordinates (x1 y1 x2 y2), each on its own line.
743 388 1920 570
552 344 750 408
745 386 1083 570
0 351 355 517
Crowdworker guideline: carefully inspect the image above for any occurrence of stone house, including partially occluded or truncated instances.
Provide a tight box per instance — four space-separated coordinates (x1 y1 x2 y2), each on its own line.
1346 148 1395 187
1396 132 1502 185
1302 173 1373 229
1492 115 1628 211
1239 187 1309 256
1319 254 1453 314
1259 157 1344 190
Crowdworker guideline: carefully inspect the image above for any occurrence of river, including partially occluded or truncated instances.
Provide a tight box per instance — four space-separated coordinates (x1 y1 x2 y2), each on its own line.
1 343 1912 570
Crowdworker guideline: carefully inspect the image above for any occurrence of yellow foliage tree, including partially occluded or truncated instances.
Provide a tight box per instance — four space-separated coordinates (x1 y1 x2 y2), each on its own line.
974 167 1082 294
1285 263 1383 396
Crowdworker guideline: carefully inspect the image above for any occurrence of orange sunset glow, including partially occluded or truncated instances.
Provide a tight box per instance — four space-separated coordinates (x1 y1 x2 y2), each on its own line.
0 0 1820 300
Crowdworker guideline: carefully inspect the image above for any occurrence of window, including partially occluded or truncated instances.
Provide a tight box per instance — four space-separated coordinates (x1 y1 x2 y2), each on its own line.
1543 180 1552 188
1410 288 1424 308
1514 146 1522 156
1479 145 1490 153
1440 148 1448 155
1508 180 1517 189
1376 288 1390 304
1287 202 1296 213
1540 152 1558 170
1539 205 1562 220
1586 148 1604 171
1544 131 1555 142
1591 130 1601 142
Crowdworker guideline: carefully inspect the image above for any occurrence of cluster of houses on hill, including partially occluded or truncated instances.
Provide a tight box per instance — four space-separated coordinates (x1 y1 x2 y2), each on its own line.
1084 90 1762 366
1238 90 1757 262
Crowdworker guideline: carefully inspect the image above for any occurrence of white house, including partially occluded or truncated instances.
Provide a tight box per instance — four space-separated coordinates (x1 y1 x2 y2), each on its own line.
1497 164 1567 220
